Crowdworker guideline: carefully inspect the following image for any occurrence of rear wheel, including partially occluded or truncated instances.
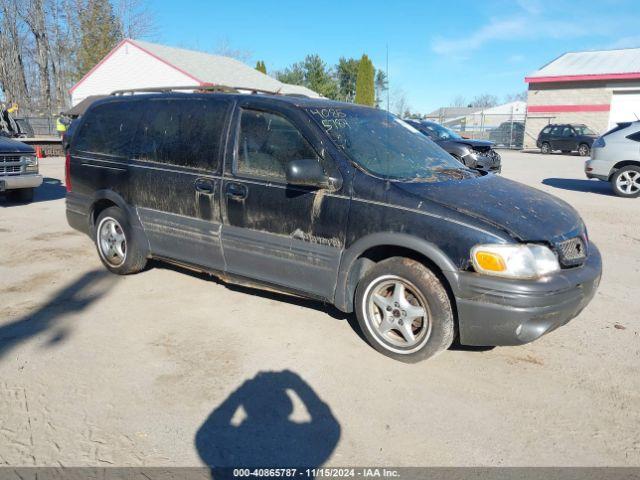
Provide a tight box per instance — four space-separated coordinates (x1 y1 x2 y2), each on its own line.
354 257 455 363
95 206 148 274
578 143 590 157
541 142 551 154
611 166 640 198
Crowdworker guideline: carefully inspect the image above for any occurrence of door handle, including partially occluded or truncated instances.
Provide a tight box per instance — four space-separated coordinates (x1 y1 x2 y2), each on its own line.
225 182 248 200
195 178 215 194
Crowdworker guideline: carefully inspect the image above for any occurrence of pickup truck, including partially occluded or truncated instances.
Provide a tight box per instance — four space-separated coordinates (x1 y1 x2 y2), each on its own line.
0 135 42 202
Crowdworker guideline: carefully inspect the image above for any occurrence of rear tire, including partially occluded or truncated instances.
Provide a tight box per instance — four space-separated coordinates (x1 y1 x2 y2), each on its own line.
541 142 551 154
611 166 640 198
578 143 590 157
95 206 148 274
354 257 455 363
8 187 34 203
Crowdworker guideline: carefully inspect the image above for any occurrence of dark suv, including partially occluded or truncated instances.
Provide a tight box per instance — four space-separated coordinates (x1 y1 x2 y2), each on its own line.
405 119 501 173
65 91 601 362
537 124 598 156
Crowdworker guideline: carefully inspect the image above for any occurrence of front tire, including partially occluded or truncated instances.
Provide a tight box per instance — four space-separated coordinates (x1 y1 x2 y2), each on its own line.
95 206 148 274
611 166 640 198
354 257 455 363
540 142 551 154
8 187 34 203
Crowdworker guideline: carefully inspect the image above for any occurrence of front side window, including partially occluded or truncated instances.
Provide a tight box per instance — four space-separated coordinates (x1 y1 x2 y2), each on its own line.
541 126 552 135
561 127 575 137
573 125 597 136
235 109 320 181
306 107 472 181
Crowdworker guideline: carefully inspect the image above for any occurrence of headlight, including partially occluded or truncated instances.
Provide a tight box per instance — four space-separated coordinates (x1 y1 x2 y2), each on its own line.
22 155 38 173
471 243 560 279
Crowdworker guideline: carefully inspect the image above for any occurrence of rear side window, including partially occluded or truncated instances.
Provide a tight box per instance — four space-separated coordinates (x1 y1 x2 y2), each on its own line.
627 131 640 142
235 109 319 181
134 98 230 170
74 101 142 156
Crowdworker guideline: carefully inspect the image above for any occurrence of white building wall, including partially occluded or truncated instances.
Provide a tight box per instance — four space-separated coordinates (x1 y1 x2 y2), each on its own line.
71 42 196 106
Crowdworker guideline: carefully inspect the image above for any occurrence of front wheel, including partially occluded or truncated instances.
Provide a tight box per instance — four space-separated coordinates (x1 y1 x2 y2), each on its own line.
95 206 148 274
612 166 640 198
354 257 455 363
578 143 590 157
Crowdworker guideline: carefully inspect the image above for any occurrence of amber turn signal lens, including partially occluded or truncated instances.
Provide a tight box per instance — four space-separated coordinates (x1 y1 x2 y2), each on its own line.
474 251 507 272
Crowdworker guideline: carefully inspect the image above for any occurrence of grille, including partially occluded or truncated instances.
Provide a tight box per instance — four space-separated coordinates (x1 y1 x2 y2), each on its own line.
556 237 587 266
0 155 21 163
0 165 22 174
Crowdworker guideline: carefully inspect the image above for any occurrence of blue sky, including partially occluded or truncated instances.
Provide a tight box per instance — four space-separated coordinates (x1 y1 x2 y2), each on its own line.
152 0 640 113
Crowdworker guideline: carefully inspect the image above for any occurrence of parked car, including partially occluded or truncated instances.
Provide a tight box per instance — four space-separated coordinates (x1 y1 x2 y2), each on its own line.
537 123 597 156
585 121 640 197
405 119 501 173
489 121 524 148
0 136 42 203
66 91 601 362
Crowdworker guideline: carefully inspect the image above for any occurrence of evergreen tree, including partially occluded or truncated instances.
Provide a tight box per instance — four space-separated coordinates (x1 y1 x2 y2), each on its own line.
355 54 374 106
336 57 359 102
255 60 267 74
302 54 338 99
76 0 122 80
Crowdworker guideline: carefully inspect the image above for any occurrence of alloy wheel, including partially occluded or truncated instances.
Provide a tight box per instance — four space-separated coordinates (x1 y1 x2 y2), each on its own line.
97 217 127 266
364 275 431 352
616 170 640 195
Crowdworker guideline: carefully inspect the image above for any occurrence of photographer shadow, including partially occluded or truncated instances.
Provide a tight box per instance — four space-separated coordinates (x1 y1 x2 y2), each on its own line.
196 370 340 476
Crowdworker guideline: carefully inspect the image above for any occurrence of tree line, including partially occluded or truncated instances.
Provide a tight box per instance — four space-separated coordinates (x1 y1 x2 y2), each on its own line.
256 54 388 108
0 0 155 116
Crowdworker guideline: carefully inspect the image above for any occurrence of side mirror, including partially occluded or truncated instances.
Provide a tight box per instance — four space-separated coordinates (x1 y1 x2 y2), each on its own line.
286 159 337 190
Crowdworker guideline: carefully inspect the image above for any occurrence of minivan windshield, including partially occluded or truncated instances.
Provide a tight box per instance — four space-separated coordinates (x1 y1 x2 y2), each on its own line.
306 107 472 181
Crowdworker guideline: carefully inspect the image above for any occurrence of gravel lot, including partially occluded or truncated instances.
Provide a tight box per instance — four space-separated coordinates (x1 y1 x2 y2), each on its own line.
0 150 638 467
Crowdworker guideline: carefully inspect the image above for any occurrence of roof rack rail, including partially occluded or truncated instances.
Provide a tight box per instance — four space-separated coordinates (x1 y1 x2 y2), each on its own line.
110 84 284 96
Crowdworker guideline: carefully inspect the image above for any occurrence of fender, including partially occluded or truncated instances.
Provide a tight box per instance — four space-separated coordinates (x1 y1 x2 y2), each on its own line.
89 189 150 253
333 232 460 312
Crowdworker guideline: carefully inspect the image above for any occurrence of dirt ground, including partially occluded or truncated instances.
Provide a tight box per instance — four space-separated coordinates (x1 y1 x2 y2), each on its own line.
0 151 638 467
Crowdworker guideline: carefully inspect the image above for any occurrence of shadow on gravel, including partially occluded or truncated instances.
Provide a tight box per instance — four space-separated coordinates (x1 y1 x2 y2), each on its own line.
0 177 66 206
196 370 340 477
542 178 614 195
0 269 115 361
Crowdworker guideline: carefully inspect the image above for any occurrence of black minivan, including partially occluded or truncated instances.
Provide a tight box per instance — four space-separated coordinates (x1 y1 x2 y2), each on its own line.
66 90 601 362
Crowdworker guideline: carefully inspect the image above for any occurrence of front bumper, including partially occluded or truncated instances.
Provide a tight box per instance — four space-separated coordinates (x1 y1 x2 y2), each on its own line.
450 243 602 346
0 174 43 191
464 150 502 174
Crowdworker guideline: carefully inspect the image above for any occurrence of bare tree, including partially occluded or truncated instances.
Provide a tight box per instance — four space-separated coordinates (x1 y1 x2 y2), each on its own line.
450 95 467 107
116 0 158 39
390 88 410 117
19 0 53 113
469 93 498 109
503 91 527 103
212 37 252 63
0 0 31 110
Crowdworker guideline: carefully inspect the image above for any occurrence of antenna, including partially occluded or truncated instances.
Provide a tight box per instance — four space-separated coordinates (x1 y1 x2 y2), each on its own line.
386 44 390 113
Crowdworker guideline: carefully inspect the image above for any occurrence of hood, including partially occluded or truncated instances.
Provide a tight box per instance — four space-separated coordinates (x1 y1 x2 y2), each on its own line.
454 138 494 149
392 174 583 241
0 136 34 154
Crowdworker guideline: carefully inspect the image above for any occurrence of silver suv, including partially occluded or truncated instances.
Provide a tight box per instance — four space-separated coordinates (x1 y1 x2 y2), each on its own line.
586 121 640 198
0 136 42 202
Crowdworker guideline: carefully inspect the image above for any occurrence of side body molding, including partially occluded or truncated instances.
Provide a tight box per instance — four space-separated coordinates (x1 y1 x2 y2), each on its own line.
333 232 460 312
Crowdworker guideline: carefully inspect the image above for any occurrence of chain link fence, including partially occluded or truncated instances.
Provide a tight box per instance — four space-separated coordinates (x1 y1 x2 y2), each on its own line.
423 112 526 149
20 116 58 137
